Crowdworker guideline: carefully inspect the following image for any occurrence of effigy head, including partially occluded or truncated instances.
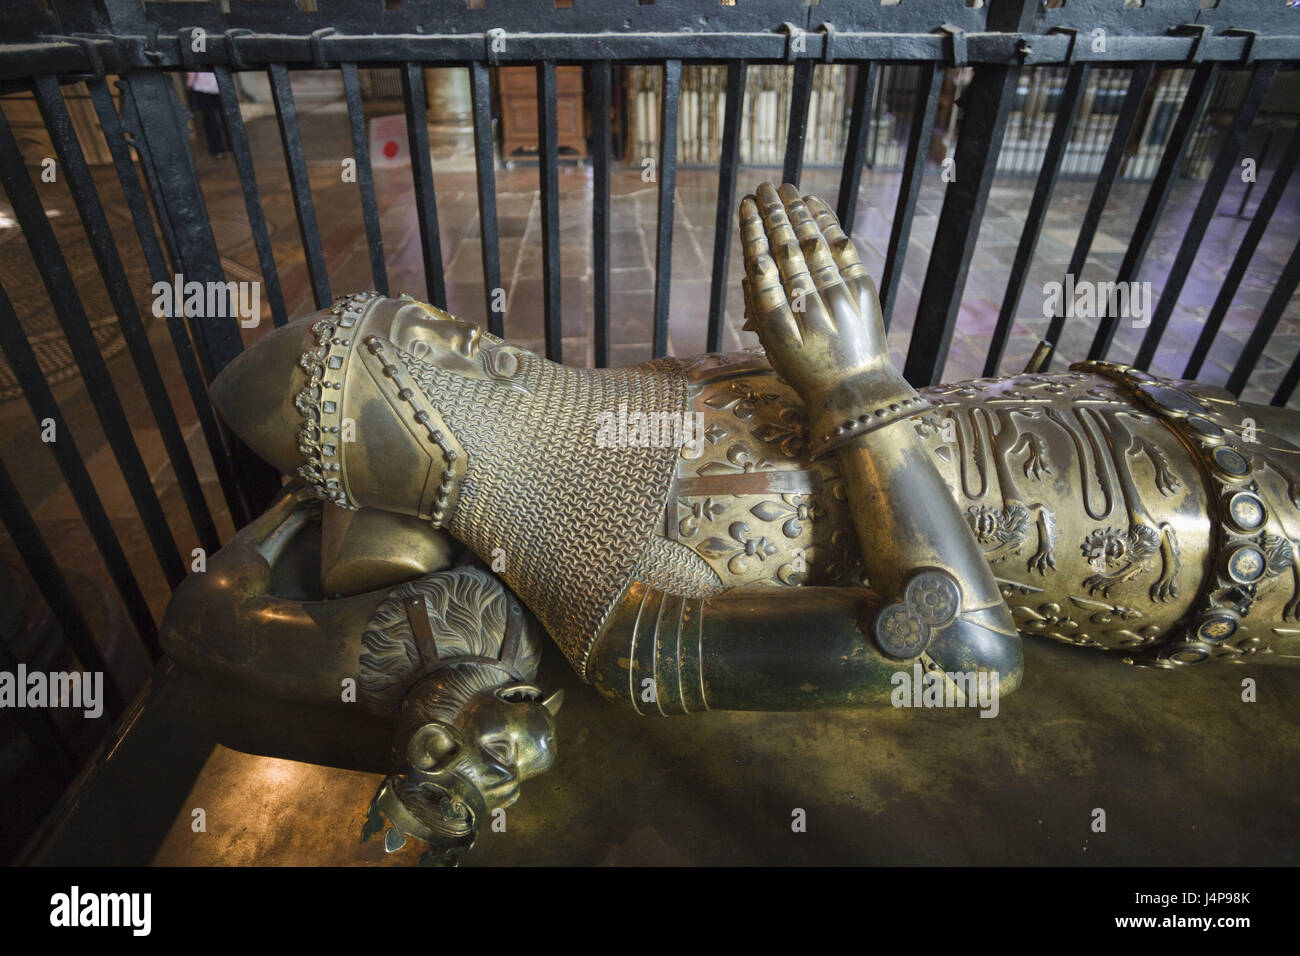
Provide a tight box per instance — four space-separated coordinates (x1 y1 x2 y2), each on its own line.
384 300 523 381
210 292 527 524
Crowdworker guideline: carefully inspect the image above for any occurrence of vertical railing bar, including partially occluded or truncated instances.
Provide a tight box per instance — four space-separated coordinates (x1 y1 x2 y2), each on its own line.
402 62 448 310
1043 62 1154 370
97 78 249 532
984 62 1090 377
269 62 331 310
653 59 682 360
0 457 126 719
118 80 214 383
1228 236 1300 397
835 60 878 241
782 58 815 187
537 60 563 362
1186 120 1300 379
87 77 245 527
0 282 161 659
878 62 940 329
215 65 290 327
591 59 613 365
85 80 170 286
120 71 280 522
1135 62 1280 371
867 64 885 170
469 61 503 337
707 58 747 354
1088 62 1220 361
902 62 1023 387
1273 332 1300 406
0 109 185 590
341 62 389 297
115 82 180 279
32 74 220 557
122 73 249 379
1275 366 1300 408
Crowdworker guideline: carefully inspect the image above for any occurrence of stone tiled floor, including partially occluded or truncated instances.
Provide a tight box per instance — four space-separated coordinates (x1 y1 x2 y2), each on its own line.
1 96 1298 706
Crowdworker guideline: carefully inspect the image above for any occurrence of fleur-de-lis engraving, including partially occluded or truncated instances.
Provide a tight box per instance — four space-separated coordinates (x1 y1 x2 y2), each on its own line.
681 422 728 461
696 443 772 476
699 521 779 575
777 546 809 586
751 405 806 459
678 496 726 538
1112 625 1162 649
1262 533 1295 575
750 493 821 538
703 380 781 420
823 528 864 587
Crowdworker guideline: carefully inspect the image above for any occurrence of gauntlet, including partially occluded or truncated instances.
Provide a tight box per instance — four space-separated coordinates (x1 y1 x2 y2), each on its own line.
740 183 928 458
740 183 1015 673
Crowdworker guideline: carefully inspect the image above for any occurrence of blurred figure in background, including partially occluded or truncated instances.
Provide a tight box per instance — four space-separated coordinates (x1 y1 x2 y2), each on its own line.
186 71 228 158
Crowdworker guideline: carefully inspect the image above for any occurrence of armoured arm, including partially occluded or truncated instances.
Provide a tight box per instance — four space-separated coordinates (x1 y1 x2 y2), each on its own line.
161 484 458 701
159 485 397 701
591 184 1021 711
589 581 1020 712
741 183 1017 659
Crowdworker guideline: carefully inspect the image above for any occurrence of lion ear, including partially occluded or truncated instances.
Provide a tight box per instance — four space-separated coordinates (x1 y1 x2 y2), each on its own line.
542 689 564 716
408 722 461 772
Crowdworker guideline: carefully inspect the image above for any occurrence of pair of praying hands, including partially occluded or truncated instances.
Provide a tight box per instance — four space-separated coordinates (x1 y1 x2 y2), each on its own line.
739 182 922 456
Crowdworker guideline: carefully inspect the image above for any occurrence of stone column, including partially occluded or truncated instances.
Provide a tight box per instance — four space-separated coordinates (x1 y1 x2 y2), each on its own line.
423 67 476 170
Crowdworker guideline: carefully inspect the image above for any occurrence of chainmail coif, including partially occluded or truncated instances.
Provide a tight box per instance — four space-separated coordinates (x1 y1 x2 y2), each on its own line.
400 347 688 678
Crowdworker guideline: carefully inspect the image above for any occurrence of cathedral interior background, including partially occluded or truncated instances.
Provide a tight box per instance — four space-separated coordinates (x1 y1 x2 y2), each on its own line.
1 0 1299 866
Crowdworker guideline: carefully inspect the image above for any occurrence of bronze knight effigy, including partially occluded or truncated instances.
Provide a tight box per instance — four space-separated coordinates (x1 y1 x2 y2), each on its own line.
160 183 1300 863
